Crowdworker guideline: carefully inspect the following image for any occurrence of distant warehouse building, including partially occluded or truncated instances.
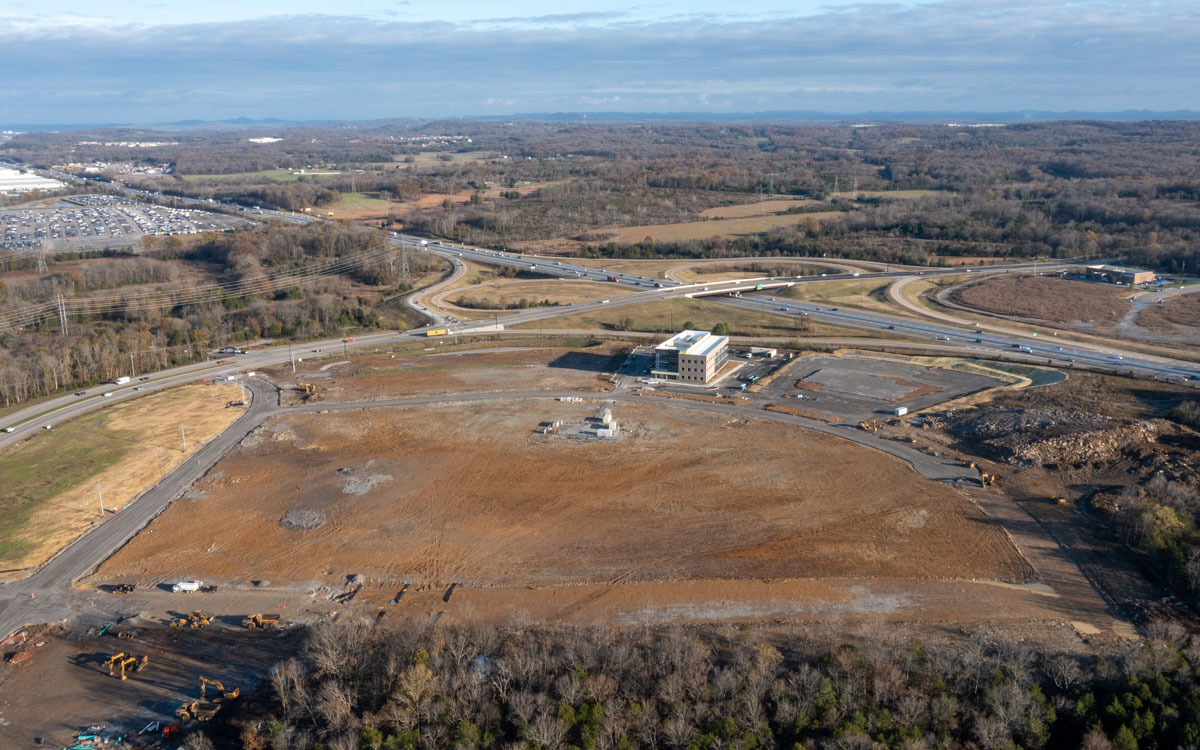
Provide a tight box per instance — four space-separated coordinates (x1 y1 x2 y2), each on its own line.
653 330 729 384
1084 264 1156 285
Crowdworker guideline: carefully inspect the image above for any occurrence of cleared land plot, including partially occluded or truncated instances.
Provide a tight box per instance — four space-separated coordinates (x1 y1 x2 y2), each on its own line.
699 199 824 219
447 279 638 310
615 211 844 243
513 297 873 338
266 344 623 403
760 355 1004 420
94 401 1032 589
323 192 399 219
0 384 243 576
953 275 1131 326
1135 292 1200 333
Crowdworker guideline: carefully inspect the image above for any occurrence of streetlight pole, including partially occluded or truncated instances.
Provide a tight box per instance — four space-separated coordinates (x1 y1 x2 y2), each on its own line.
130 352 136 378
289 344 296 375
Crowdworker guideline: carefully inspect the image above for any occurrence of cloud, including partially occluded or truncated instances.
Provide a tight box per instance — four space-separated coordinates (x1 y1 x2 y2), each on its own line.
1 0 1198 123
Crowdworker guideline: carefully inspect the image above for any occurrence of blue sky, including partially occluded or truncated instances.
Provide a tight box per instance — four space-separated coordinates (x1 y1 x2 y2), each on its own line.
2 1 1198 124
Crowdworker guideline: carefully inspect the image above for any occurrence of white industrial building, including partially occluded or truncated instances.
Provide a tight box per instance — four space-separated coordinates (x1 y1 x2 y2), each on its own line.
0 165 64 195
653 330 730 384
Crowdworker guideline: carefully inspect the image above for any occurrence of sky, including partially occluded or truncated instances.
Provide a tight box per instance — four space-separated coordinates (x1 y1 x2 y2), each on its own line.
2 0 1199 125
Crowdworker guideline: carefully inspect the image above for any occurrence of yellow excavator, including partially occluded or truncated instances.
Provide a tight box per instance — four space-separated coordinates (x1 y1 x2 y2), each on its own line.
858 419 884 432
103 652 149 680
199 676 241 701
169 610 212 629
980 472 997 487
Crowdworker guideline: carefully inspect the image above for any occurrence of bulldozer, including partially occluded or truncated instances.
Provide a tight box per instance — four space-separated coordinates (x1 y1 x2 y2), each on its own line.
103 652 148 680
169 610 212 629
199 676 241 702
858 419 884 432
980 472 998 487
175 701 222 722
241 613 282 630
296 382 316 397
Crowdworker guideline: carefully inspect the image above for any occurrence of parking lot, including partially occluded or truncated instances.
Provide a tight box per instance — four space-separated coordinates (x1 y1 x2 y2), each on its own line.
0 197 247 254
758 354 1000 420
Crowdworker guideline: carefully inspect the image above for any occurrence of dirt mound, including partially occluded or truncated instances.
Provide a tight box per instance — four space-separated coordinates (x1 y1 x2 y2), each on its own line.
937 406 1161 467
279 509 325 530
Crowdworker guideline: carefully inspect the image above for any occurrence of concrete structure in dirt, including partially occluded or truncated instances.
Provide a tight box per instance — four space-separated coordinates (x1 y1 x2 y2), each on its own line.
1084 264 1156 285
653 330 729 384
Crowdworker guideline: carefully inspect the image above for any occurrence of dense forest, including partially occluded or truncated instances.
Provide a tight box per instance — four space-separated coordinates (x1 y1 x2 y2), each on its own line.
183 619 1200 750
0 223 443 406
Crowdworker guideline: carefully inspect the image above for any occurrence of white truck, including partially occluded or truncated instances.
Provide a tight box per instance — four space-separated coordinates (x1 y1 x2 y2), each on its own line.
171 580 202 593
113 376 131 385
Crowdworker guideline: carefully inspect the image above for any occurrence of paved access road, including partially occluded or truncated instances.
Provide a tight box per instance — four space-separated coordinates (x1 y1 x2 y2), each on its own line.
0 378 278 639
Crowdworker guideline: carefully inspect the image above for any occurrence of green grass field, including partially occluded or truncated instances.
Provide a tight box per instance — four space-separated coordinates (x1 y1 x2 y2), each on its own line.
179 168 308 183
516 297 889 339
0 413 132 561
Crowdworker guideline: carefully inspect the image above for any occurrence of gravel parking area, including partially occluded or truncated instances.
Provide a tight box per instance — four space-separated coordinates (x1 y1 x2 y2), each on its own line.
1 198 247 254
761 354 1002 419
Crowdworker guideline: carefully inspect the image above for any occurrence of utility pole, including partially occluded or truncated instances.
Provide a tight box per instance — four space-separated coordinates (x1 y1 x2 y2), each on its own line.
179 424 187 452
129 352 136 378
57 294 68 338
96 485 104 516
289 343 296 375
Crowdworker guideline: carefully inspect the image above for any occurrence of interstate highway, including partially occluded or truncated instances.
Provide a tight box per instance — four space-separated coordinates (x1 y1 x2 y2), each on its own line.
2 241 1196 449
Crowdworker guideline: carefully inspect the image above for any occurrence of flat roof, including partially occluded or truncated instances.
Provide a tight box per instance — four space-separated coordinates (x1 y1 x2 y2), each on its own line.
1086 264 1152 274
656 330 728 357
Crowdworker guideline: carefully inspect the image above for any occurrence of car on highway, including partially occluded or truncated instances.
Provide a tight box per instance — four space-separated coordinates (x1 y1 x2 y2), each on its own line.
134 386 145 391
343 338 355 343
139 376 149 381
103 391 114 397
74 391 86 396
935 336 950 341
2 427 14 433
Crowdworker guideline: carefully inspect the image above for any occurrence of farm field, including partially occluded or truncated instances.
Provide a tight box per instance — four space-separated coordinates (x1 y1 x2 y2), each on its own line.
178 168 308 182
699 198 824 218
952 275 1131 325
93 401 1032 590
0 383 243 577
614 211 844 243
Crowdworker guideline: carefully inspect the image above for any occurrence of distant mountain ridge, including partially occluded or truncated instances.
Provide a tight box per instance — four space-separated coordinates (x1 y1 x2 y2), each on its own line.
5 110 1200 132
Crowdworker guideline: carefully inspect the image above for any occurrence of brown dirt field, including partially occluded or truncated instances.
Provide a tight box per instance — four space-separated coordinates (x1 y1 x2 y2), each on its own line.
763 403 843 423
94 401 1032 591
268 345 623 405
2 384 243 580
953 275 1131 325
1135 291 1200 332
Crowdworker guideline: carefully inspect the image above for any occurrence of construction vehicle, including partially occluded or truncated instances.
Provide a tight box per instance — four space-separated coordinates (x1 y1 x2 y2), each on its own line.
980 472 997 487
1052 495 1068 505
112 583 135 595
296 382 316 396
425 329 448 337
169 610 212 629
199 676 241 701
175 701 222 722
858 420 884 432
241 613 282 630
104 652 148 680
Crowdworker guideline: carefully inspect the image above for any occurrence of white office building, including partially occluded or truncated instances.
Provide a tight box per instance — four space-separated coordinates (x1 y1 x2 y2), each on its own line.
652 330 730 384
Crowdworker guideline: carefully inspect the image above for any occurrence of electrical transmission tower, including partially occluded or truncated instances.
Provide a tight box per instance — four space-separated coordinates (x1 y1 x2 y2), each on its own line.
399 243 411 285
